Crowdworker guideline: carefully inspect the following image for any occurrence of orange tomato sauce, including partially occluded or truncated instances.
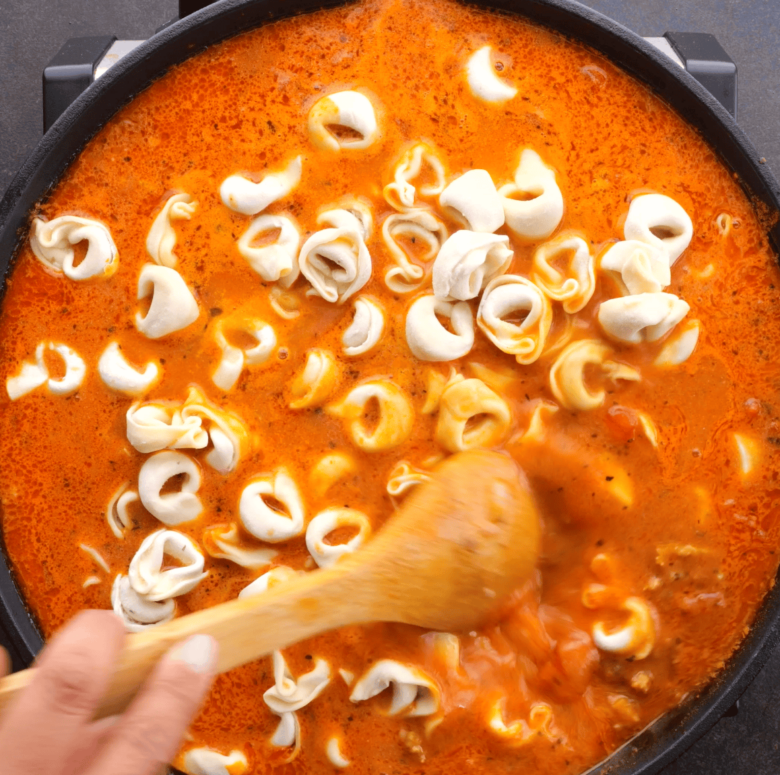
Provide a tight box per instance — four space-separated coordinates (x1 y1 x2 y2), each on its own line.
1 0 780 773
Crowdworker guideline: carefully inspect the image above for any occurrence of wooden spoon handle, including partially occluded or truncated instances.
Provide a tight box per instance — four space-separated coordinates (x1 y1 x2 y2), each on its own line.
0 561 374 720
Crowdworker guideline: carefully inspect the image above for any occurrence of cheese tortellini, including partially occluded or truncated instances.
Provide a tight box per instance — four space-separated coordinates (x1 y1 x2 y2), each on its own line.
598 293 690 344
342 296 385 356
146 193 197 268
237 214 301 285
583 584 656 660
220 156 302 215
350 660 440 717
212 318 277 392
289 349 341 409
106 483 139 540
326 380 414 451
202 523 277 569
308 90 378 152
30 215 118 280
382 210 447 293
306 507 372 568
135 264 199 339
111 574 175 633
239 565 300 599
600 240 671 295
488 702 556 746
6 341 86 400
387 461 432 499
432 231 512 301
477 275 552 364
98 342 161 396
466 46 518 104
654 318 701 366
406 295 474 362
435 377 511 452
182 748 249 775
240 468 305 542
138 451 203 526
624 193 693 265
439 169 504 233
531 234 595 313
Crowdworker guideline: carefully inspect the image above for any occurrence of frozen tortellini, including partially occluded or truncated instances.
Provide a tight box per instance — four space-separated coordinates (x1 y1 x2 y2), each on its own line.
384 142 446 211
583 586 656 660
326 380 414 451
30 215 118 280
531 234 595 313
466 46 518 104
221 156 302 215
350 660 440 717
289 349 341 409
306 508 372 568
654 319 701 367
387 461 432 499
406 295 474 362
240 468 305 542
146 192 197 268
182 747 249 775
237 214 301 285
549 340 640 411
432 231 512 301
98 342 161 397
342 296 385 356
106 483 139 540
382 209 447 293
477 275 552 364
488 702 556 746
435 378 511 452
308 91 378 152
6 341 86 400
212 317 277 392
439 169 504 233
600 240 671 295
111 574 175 633
598 293 690 344
135 264 199 339
239 565 300 599
499 149 564 241
138 451 203 526
624 193 693 265
309 451 358 497
202 523 277 569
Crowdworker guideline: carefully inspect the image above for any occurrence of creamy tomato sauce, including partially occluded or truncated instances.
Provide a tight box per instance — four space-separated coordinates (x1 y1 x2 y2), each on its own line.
1 0 780 773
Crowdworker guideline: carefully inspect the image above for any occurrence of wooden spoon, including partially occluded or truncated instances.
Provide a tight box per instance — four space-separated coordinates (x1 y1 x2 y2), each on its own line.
0 449 540 719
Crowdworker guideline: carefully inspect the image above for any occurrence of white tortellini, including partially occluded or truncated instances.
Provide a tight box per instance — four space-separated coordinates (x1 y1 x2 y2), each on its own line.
135 264 199 339
654 319 701 366
308 91 378 152
106 483 139 540
382 209 448 293
326 738 350 769
598 293 690 344
387 461 432 499
350 660 440 717
624 193 693 265
146 193 197 268
299 207 372 304
549 340 641 411
220 156 302 216
98 342 160 396
6 341 86 400
405 295 474 362
183 748 249 775
531 234 595 313
600 240 671 295
305 508 372 568
432 231 512 301
439 169 505 233
239 565 300 599
734 433 761 478
342 296 385 356
237 214 301 285
128 529 207 601
202 523 277 569
384 142 446 211
212 318 277 392
111 574 175 633
466 46 518 103
435 377 511 452
30 215 117 280
240 468 305 542
488 701 556 746
310 451 357 497
499 149 564 241
138 451 203 526
477 275 552 364
326 380 414 452
583 587 656 660
289 349 341 409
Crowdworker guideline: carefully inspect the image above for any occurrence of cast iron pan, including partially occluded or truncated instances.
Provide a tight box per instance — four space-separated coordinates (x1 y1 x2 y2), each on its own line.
0 0 779 773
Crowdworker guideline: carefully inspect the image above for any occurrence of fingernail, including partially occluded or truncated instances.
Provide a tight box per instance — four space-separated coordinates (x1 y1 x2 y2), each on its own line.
170 634 216 674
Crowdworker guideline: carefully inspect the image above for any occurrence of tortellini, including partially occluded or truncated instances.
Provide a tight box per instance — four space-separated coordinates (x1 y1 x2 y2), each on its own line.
128 529 207 600
350 660 440 717
30 215 117 280
387 461 432 499
326 380 414 451
499 149 564 241
432 231 512 301
6 342 86 400
135 264 199 339
326 738 350 769
439 169 505 233
549 340 640 411
98 342 161 396
477 275 552 364
342 296 385 356
406 295 474 362
183 748 249 775
299 208 373 303
138 451 203 526
289 349 341 409
600 240 671 295
202 523 277 569
488 702 556 746
106 483 139 540
237 214 301 285
310 452 357 497
305 508 372 568
466 46 518 103
624 193 693 265
382 209 448 293
220 156 302 215
435 378 511 452
111 574 175 633
146 193 197 268
598 293 690 344
583 585 656 660
654 319 701 366
308 90 378 151
239 565 300 599
212 318 277 392
384 142 446 211
240 468 305 542
531 234 595 313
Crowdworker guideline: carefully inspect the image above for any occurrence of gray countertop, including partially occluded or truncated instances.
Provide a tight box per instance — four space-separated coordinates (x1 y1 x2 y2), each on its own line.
0 1 778 772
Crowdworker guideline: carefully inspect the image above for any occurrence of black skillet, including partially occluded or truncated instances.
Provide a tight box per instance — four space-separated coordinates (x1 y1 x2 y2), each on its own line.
0 1 779 773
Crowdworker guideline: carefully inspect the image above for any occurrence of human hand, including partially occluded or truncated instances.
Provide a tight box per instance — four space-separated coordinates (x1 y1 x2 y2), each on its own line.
0 609 217 775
